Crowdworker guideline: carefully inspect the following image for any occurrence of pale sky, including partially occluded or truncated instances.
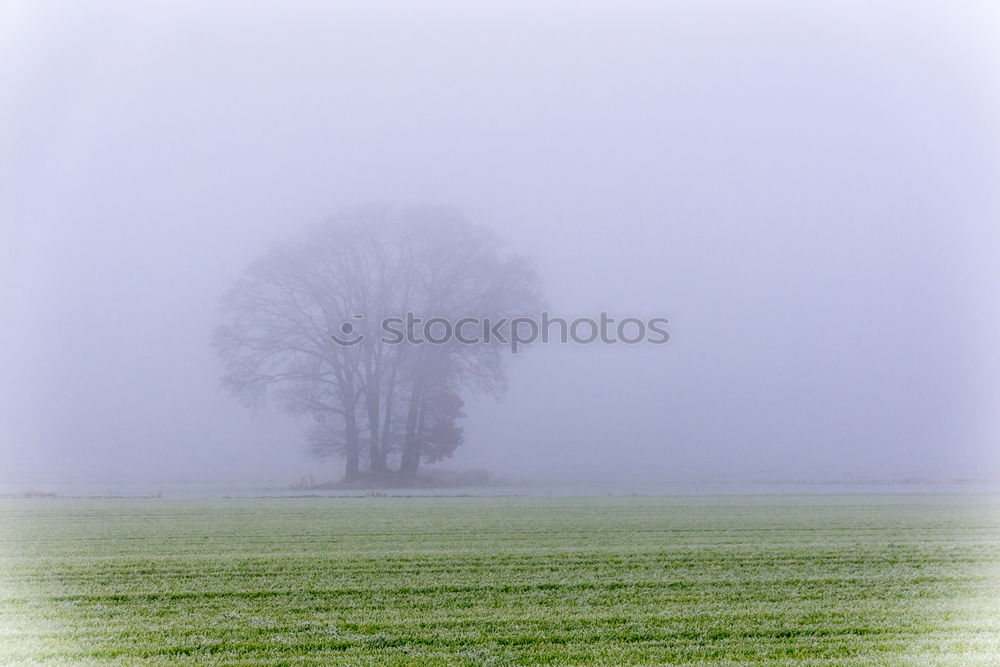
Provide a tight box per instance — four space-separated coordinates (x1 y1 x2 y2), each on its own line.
2 0 999 484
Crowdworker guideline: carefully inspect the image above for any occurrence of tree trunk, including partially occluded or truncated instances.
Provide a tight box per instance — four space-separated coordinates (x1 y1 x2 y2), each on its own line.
411 397 427 478
343 407 361 482
399 382 424 480
379 354 401 474
366 391 386 474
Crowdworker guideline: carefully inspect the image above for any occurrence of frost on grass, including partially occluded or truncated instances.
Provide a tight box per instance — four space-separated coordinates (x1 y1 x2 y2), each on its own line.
1 495 998 664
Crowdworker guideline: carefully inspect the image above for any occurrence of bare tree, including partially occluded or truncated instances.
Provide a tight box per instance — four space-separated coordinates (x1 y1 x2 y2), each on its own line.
214 205 543 483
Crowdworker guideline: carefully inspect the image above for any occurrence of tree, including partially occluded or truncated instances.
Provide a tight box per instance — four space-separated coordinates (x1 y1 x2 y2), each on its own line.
213 205 543 482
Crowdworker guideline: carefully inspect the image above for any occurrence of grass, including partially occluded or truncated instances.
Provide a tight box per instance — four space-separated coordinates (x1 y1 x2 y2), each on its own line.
1 494 999 664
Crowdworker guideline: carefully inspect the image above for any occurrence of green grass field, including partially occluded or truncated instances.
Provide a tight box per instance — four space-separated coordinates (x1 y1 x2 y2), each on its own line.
2 494 1000 664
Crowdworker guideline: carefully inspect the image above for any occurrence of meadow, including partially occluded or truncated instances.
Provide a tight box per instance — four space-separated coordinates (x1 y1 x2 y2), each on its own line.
2 494 999 664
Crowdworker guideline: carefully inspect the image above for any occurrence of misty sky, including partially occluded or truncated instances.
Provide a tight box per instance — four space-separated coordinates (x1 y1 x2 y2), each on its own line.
2 1 999 484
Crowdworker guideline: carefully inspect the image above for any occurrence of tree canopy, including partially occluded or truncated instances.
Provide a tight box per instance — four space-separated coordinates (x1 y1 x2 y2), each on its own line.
214 206 543 482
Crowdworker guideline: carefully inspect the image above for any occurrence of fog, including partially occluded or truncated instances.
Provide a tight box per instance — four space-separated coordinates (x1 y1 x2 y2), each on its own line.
3 0 1000 488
